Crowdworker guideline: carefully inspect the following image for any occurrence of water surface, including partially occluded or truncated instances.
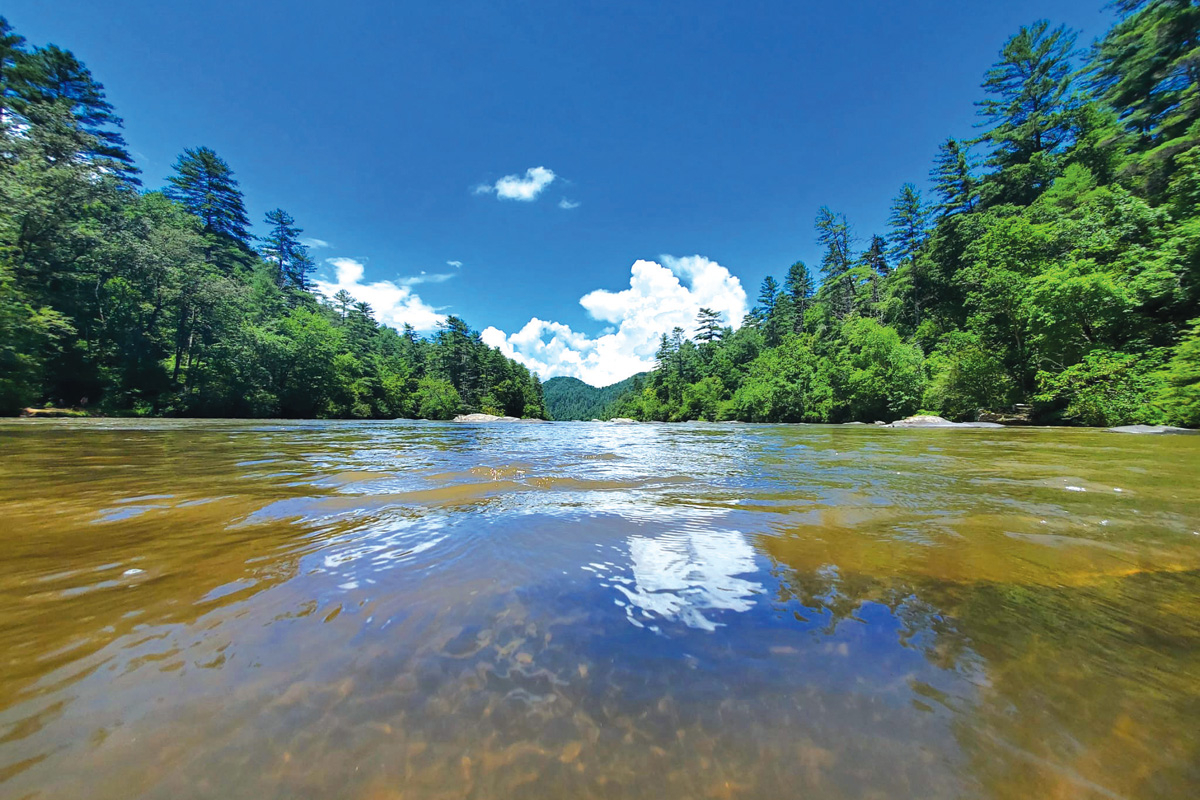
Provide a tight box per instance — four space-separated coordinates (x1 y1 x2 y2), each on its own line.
1 419 1198 799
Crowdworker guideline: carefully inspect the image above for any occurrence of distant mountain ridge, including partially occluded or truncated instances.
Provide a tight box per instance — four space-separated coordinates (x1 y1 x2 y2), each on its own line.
543 374 647 421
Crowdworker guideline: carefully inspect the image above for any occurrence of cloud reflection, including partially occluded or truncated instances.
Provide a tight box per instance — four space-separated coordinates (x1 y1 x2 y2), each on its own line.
605 529 762 632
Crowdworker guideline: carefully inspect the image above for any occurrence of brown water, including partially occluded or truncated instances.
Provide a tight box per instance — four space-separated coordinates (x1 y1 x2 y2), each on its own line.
0 420 1198 800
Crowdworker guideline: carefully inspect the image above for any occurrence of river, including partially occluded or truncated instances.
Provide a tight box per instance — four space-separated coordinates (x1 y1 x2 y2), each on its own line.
0 419 1197 799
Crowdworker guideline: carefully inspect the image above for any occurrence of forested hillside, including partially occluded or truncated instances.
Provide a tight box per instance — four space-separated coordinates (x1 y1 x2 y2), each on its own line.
0 18 546 420
542 373 647 420
610 1 1200 427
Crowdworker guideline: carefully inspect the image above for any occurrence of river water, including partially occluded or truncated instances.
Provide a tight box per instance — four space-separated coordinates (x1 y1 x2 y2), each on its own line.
0 419 1197 799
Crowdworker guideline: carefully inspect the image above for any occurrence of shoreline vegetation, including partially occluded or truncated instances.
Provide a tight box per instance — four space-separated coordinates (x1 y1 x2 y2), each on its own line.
14 408 1196 435
0 17 546 423
4 1 1200 428
550 2 1200 430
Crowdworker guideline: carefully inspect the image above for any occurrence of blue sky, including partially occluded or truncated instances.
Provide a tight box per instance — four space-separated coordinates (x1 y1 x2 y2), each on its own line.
8 0 1113 384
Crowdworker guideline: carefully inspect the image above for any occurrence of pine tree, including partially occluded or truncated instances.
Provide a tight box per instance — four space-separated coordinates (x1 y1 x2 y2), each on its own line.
12 44 138 184
0 17 27 129
860 236 889 319
930 137 977 215
782 261 815 333
166 147 251 243
757 276 779 317
815 207 854 318
1090 1 1200 149
332 290 354 322
654 333 674 370
977 21 1079 202
347 300 377 354
888 183 928 265
695 307 724 342
260 208 315 292
815 208 852 279
863 235 889 276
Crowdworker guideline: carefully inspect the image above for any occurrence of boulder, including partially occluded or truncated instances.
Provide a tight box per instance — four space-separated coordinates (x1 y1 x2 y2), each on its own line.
888 415 1003 429
608 418 637 424
1105 424 1198 435
887 415 956 427
452 413 521 423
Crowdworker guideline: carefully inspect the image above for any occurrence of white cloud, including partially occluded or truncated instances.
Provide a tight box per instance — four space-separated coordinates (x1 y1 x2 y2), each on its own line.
301 237 331 249
481 255 747 386
447 260 463 268
473 166 556 201
315 257 446 332
396 272 455 286
558 198 580 210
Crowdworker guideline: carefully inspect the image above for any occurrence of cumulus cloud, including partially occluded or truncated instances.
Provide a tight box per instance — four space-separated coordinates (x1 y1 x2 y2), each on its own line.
301 237 331 249
473 166 556 201
447 260 463 268
558 198 580 210
481 255 747 386
315 257 446 332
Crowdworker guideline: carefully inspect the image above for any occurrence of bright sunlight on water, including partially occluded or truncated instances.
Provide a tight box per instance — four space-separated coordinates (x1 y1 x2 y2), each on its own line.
0 419 1198 799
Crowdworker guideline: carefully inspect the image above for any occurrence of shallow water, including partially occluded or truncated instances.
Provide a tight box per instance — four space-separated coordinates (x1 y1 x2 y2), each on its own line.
0 419 1198 799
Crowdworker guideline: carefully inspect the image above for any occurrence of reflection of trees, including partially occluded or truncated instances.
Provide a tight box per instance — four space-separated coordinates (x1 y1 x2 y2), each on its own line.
763 527 1200 800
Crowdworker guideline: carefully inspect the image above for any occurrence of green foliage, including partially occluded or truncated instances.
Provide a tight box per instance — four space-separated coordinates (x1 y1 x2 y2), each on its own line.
977 20 1079 204
165 147 251 243
604 1 1200 429
1035 349 1166 426
930 137 978 215
888 183 928 264
1159 319 1200 426
0 17 544 420
1089 0 1200 179
0 261 71 414
834 317 925 422
542 373 646 421
414 377 461 420
2 4 1199 430
923 331 1015 421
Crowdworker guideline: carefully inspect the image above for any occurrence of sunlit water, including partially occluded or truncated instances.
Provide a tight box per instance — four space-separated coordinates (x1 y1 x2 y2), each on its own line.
1 419 1198 799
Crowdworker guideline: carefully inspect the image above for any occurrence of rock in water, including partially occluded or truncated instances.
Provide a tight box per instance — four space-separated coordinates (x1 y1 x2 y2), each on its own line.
451 413 521 423
888 415 956 427
888 415 1004 429
1106 424 1198 435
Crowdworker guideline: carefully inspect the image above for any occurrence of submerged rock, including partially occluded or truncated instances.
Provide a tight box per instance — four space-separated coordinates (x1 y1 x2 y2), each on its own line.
451 413 521 423
1106 424 1198 435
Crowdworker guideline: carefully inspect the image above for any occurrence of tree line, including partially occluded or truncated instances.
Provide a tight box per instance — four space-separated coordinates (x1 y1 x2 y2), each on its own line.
542 374 645 421
610 2 1200 427
0 18 546 419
